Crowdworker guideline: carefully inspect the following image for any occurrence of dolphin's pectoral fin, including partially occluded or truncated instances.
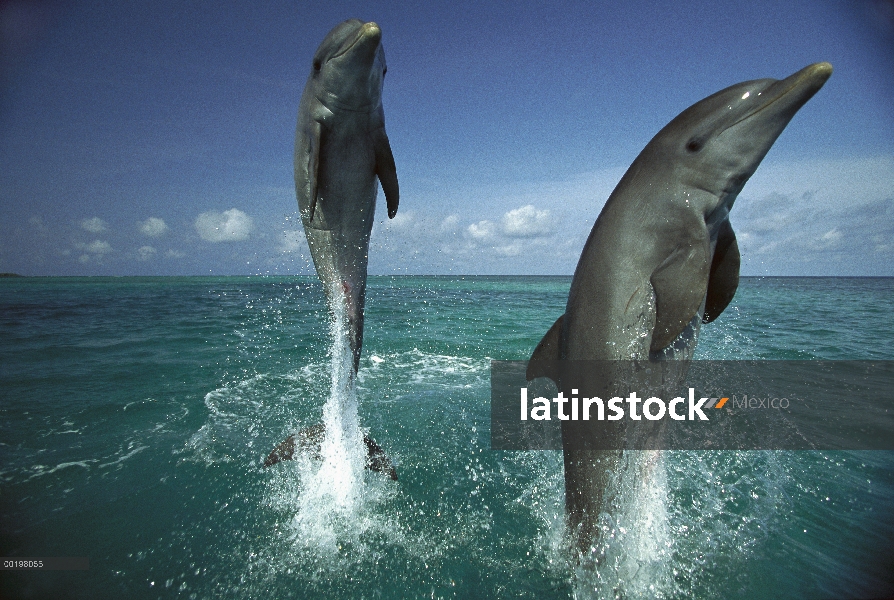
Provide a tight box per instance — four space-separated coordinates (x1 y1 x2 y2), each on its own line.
305 121 323 223
526 314 563 384
374 129 399 219
702 220 740 324
649 240 710 352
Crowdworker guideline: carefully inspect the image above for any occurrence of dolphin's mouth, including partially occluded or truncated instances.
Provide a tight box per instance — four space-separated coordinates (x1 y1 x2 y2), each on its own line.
331 22 381 60
315 92 375 112
720 62 832 135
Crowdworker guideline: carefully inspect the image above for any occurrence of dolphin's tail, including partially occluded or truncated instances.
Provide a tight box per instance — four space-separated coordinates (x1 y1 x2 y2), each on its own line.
264 424 397 480
362 434 398 480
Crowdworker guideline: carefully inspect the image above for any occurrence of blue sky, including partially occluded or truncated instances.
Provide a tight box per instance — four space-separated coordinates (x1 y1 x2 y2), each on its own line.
1 0 892 276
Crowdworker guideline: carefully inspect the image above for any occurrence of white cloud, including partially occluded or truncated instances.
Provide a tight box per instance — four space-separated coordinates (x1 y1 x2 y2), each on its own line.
501 205 554 237
743 155 894 212
76 240 112 254
139 217 168 237
369 155 894 275
74 239 112 264
467 220 495 240
821 228 842 243
165 249 185 259
440 215 459 232
80 217 108 233
735 187 894 274
462 205 556 256
801 227 844 252
137 245 157 260
195 208 253 242
870 232 892 253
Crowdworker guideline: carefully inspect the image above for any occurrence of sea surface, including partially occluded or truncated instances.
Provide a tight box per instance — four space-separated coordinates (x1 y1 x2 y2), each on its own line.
1 276 892 599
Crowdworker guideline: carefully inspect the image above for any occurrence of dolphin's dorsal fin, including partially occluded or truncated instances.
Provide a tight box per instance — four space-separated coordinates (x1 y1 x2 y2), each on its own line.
526 314 563 384
297 119 322 223
374 129 399 218
703 219 740 323
650 237 710 352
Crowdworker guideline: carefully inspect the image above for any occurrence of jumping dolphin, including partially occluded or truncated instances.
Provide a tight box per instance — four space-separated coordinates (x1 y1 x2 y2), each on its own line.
526 63 832 552
265 20 398 475
295 19 398 373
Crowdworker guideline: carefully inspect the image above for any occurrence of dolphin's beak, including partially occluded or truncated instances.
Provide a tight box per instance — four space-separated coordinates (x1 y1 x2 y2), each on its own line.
362 22 382 42
332 22 381 60
778 62 833 101
758 61 832 123
725 62 832 134
355 22 382 59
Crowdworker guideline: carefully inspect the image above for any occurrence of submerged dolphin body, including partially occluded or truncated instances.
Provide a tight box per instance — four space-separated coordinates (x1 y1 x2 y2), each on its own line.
265 20 398 475
527 63 832 552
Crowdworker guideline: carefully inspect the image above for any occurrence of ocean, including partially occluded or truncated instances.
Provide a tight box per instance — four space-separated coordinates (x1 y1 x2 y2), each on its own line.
1 276 892 599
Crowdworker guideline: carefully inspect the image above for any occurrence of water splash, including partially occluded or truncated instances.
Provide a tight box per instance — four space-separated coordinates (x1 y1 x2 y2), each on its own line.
280 287 368 546
570 451 672 599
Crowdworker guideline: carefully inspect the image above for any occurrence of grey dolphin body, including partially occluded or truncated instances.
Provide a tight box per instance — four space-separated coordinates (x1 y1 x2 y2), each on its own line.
265 20 398 474
527 63 832 552
295 19 398 373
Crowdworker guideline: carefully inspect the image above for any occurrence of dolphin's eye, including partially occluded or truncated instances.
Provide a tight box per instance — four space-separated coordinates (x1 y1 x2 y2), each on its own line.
686 138 703 153
382 66 387 76
313 59 322 72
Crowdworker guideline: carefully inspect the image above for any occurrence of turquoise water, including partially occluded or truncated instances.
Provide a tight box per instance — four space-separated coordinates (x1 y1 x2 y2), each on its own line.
1 276 892 598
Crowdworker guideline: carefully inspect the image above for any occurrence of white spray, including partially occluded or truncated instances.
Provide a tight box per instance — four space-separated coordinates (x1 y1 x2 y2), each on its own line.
284 285 372 550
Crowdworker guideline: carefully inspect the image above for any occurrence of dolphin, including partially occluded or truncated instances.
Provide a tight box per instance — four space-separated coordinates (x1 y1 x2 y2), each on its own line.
526 63 832 552
295 18 398 373
265 20 398 475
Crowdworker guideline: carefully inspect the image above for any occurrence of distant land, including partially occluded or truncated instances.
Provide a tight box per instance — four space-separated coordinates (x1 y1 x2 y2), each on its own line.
0 273 23 277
